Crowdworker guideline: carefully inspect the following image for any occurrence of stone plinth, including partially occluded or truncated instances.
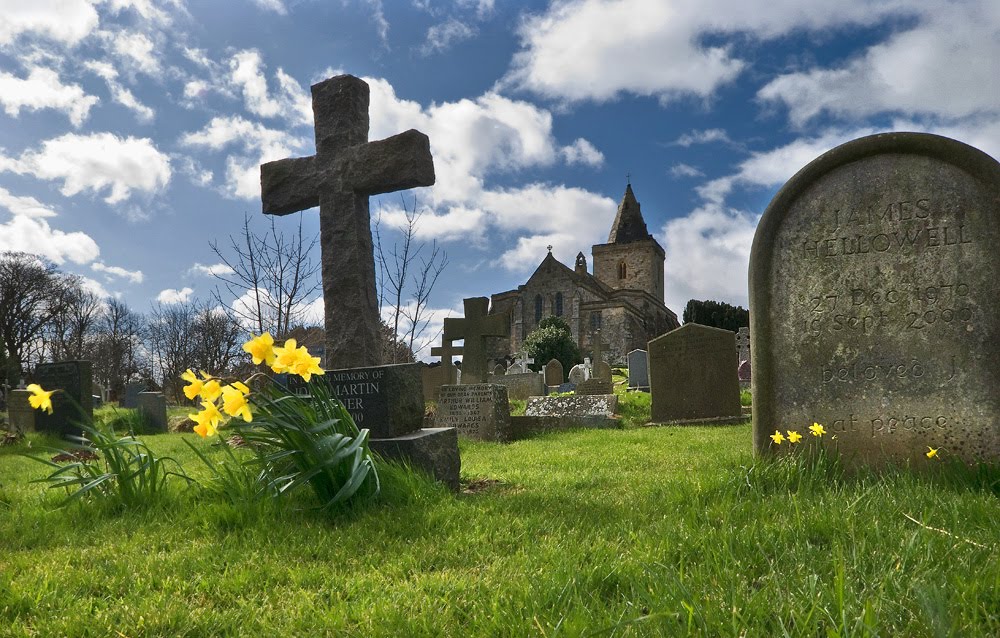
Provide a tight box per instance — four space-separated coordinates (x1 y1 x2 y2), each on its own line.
370 428 460 492
434 384 510 441
525 394 618 418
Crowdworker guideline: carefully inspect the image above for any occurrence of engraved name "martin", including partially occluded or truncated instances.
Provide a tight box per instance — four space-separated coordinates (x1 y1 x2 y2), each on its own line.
803 225 972 258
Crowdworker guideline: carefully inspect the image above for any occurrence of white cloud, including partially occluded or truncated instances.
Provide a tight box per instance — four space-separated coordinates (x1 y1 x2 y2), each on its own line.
78 275 113 299
672 128 733 147
0 132 172 204
252 0 287 14
421 18 477 56
157 287 194 304
110 31 161 75
84 61 155 122
190 262 235 277
560 138 604 167
0 67 99 126
0 187 57 218
0 0 99 46
92 261 143 283
669 163 704 178
229 49 312 125
0 215 100 265
503 0 929 104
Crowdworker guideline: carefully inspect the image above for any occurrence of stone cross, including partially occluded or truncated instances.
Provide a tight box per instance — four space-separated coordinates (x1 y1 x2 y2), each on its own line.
443 297 508 384
583 357 592 380
513 349 534 373
430 338 463 385
736 326 750 363
260 74 435 369
590 329 611 366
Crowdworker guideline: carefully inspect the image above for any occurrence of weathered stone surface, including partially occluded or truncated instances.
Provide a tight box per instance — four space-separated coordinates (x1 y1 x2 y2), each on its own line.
568 364 587 385
750 132 1000 464
317 362 424 438
594 361 613 382
422 363 453 401
736 327 751 363
738 359 752 389
434 384 510 441
649 324 741 423
137 392 167 433
502 415 621 441
627 349 649 389
575 378 613 396
122 382 145 409
525 394 617 418
544 359 564 386
370 427 460 492
443 297 508 384
260 74 435 369
491 371 544 400
34 361 93 438
8 390 34 433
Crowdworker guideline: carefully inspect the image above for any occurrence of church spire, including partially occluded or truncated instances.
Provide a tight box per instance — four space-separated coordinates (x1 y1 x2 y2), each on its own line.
607 182 650 244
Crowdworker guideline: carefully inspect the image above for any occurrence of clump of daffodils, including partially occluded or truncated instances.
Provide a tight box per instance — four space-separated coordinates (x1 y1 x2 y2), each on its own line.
185 332 324 438
769 420 943 461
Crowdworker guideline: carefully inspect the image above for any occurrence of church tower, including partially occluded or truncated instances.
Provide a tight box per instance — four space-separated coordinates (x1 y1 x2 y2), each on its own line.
591 183 665 302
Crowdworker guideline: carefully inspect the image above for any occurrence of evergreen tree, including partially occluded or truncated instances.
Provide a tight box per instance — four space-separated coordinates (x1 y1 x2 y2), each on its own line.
523 316 581 373
682 299 749 332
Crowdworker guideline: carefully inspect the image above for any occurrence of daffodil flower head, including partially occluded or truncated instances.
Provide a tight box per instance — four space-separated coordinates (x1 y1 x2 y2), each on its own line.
786 430 802 444
243 332 277 366
770 430 785 444
198 371 223 402
181 369 204 401
926 446 939 459
809 422 826 437
190 399 223 438
221 382 253 423
26 384 55 414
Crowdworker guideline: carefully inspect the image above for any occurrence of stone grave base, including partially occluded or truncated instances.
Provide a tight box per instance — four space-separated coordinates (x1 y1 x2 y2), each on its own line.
370 427 460 492
649 414 748 426
501 415 621 442
525 394 618 418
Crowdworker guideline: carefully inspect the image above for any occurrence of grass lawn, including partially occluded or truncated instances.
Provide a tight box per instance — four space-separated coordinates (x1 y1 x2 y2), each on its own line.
1 421 998 636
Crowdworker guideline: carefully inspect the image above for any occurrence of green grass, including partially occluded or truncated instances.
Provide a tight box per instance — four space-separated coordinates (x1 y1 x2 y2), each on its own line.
1 424 998 636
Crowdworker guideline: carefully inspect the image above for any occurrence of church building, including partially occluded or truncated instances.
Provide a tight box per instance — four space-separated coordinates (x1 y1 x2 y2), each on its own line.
489 183 680 364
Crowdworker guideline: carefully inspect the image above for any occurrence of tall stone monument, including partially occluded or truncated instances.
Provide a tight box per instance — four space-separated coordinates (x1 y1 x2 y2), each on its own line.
443 297 508 384
750 132 1000 464
261 74 435 368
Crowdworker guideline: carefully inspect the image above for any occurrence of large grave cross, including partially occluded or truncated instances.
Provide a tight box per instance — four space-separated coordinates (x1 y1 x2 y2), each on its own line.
590 329 610 366
443 297 508 384
260 74 435 368
430 338 463 385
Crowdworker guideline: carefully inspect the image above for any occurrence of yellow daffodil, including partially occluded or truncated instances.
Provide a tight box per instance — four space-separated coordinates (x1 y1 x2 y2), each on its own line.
292 352 325 382
26 384 55 414
770 430 785 444
270 338 300 375
809 422 826 437
221 381 253 423
270 338 324 381
199 372 223 402
190 399 223 438
787 430 802 444
926 446 939 459
181 369 204 401
243 332 277 366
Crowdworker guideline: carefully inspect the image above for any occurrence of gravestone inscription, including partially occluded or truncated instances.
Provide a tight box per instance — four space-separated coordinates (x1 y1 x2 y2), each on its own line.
648 324 741 423
34 361 93 438
750 132 1000 464
435 384 510 441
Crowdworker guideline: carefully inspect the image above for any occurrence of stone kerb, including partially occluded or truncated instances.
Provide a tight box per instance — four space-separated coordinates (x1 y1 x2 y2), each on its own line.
525 394 618 418
749 132 1000 465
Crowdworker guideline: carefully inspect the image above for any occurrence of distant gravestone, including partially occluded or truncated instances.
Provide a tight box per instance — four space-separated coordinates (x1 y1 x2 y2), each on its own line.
525 394 617 418
8 389 34 433
736 327 750 363
422 364 452 401
627 349 649 390
589 331 611 380
750 132 1000 464
123 382 145 409
511 349 534 374
137 392 167 433
496 364 508 376
34 361 93 438
594 361 613 382
575 378 613 396
491 372 544 400
443 297 508 384
649 324 741 423
544 359 564 386
556 382 576 394
435 384 510 441
738 359 752 389
568 364 587 385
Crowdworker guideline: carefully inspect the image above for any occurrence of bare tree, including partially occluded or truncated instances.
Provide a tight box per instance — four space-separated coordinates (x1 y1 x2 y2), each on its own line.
374 196 448 362
147 300 197 402
209 213 321 338
190 302 244 377
0 252 74 385
92 298 145 400
47 279 103 361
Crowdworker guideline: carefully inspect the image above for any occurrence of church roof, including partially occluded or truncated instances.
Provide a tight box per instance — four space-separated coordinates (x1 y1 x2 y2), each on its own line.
607 183 650 244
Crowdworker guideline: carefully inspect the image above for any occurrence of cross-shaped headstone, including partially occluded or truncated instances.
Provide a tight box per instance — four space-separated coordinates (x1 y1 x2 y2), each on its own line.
443 297 508 384
583 357 592 380
736 326 751 363
590 329 611 366
513 349 534 374
430 338 463 385
260 74 435 369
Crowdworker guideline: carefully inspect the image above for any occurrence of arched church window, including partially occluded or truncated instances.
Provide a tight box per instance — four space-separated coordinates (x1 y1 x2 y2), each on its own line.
555 292 563 316
618 261 627 279
534 294 543 323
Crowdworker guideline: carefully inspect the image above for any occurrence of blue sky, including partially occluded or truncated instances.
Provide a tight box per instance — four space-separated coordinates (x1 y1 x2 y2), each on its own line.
0 0 997 357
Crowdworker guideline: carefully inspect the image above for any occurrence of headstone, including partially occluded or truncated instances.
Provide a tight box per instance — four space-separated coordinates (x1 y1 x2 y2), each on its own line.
511 349 534 374
736 327 751 363
435 384 510 441
594 361 613 382
137 392 167 433
34 361 94 438
497 364 509 376
556 382 576 394
443 297 508 384
738 359 752 387
589 330 611 380
583 357 593 379
627 349 649 390
491 372 544 400
308 362 425 438
122 382 145 409
430 338 462 389
648 324 741 423
544 359 564 386
750 132 1000 464
575 378 613 396
261 74 435 368
422 364 452 401
525 394 618 418
568 364 587 385
7 389 34 433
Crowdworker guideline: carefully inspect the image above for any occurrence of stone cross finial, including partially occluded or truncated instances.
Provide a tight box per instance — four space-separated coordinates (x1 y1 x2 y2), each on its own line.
260 74 435 369
513 349 534 373
430 338 463 385
546 245 553 253
443 297 509 384
736 326 750 363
